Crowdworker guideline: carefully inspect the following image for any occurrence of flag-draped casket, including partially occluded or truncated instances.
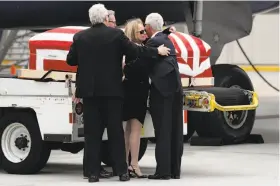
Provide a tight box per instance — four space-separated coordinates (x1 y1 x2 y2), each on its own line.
28 26 212 79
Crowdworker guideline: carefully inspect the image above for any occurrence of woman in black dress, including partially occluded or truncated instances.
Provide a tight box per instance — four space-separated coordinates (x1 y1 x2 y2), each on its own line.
122 19 176 178
122 18 150 178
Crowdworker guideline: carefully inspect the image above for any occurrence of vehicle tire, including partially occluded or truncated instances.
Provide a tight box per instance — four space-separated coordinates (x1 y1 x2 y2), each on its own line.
148 137 156 144
0 111 51 174
190 64 256 143
101 138 148 166
183 122 195 143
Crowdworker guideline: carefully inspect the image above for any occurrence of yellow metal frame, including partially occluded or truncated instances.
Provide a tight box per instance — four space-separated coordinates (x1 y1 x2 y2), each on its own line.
184 91 259 112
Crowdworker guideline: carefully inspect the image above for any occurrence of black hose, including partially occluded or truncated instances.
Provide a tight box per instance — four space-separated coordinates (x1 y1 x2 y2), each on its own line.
236 39 279 92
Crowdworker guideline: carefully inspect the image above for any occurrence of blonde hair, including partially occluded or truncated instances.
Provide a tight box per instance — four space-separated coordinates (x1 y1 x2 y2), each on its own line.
124 18 143 43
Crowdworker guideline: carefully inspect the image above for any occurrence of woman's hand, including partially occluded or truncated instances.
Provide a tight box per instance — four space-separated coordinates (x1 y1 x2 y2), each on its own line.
157 44 170 56
169 26 176 33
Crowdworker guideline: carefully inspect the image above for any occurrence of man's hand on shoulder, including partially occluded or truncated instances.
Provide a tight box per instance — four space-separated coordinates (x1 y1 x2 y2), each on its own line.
146 38 170 56
157 44 170 56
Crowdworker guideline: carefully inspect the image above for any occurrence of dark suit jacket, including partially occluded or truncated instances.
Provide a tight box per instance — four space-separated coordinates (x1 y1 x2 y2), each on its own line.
66 23 158 98
123 44 150 83
123 27 174 82
145 32 182 97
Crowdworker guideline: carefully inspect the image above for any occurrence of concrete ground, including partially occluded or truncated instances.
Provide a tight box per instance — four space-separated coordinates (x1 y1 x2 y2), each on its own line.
0 71 279 186
0 117 278 186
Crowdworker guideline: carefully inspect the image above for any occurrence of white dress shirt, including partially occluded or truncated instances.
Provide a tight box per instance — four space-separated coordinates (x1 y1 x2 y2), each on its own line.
151 31 160 39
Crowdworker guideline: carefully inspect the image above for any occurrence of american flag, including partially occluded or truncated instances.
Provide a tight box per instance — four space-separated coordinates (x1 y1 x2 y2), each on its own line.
29 26 213 86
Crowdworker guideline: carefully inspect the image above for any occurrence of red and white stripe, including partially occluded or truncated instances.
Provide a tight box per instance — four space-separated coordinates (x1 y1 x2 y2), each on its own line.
168 32 213 87
29 26 213 87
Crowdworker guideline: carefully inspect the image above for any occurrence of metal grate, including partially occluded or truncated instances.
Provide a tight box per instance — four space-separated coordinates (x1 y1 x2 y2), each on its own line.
1 30 36 73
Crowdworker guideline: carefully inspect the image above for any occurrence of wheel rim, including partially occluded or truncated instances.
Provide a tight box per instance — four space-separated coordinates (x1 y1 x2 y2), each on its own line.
223 85 248 129
1 122 31 163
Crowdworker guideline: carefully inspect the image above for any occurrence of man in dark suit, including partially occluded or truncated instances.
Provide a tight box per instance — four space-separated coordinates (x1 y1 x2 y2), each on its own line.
144 13 184 180
66 4 170 183
82 8 116 181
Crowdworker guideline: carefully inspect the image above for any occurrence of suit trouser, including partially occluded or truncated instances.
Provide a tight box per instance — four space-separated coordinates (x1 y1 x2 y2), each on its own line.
83 96 127 176
83 141 117 176
83 145 103 176
149 85 184 176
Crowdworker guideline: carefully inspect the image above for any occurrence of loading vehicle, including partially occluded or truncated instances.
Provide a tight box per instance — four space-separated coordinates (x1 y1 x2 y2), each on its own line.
0 1 277 174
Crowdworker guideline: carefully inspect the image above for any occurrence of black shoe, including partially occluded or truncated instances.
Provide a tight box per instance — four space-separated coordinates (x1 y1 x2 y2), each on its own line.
113 171 118 176
84 169 113 179
88 175 99 182
100 169 113 178
171 175 180 179
119 173 130 181
128 166 147 178
148 174 171 180
83 172 89 179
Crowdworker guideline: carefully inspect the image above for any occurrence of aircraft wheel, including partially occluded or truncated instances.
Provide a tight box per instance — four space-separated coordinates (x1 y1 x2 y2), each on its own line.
191 64 256 143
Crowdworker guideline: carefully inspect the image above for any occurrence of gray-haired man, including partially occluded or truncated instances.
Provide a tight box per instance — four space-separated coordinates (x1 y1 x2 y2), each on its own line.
144 13 184 180
107 10 117 28
83 9 117 180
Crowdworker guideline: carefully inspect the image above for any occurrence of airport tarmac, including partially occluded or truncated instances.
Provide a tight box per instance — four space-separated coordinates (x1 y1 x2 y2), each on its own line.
0 71 278 186
0 117 278 186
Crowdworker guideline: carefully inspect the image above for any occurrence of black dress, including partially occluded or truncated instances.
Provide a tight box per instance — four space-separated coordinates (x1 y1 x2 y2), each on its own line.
122 51 150 124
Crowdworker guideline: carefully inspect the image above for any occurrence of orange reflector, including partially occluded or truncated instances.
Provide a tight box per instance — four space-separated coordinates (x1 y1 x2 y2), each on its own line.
69 113 75 124
184 110 188 124
10 65 16 75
